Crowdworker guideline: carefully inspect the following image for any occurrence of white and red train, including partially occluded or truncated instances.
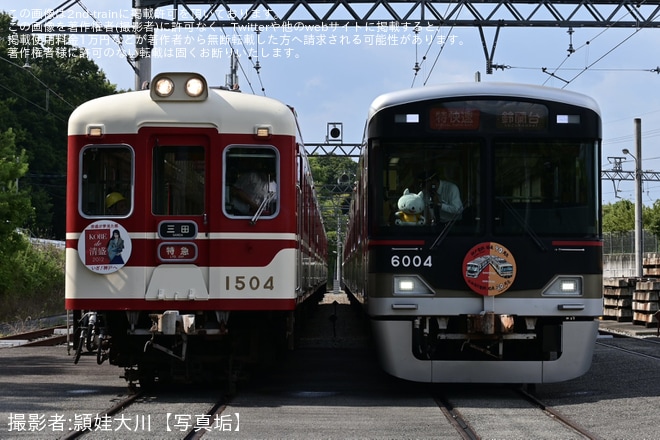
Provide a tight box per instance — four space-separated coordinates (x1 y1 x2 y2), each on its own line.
66 72 327 386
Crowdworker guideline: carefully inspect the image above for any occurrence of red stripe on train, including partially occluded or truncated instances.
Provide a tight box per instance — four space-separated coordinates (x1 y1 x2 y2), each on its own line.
552 241 602 247
368 239 426 247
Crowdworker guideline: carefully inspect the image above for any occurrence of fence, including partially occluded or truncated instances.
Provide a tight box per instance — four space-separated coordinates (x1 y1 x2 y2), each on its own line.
603 230 660 278
603 230 660 255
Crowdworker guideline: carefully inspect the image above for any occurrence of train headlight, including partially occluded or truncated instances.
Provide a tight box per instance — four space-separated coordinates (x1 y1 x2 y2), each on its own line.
185 77 205 97
393 275 434 295
150 72 209 101
154 77 175 97
542 276 583 296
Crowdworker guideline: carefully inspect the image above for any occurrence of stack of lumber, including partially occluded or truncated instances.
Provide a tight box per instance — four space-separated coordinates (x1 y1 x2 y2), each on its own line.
644 254 660 276
602 278 633 321
632 279 660 327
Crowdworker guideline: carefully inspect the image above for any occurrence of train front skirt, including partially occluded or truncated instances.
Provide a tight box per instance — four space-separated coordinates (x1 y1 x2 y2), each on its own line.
372 319 599 383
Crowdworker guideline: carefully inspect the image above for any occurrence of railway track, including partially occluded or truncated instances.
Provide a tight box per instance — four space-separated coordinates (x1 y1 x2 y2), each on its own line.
181 399 233 440
515 386 601 440
431 334 660 440
0 325 68 348
436 331 660 440
53 387 234 439
58 390 145 440
2 329 660 438
4 314 659 439
434 385 601 440
597 333 660 361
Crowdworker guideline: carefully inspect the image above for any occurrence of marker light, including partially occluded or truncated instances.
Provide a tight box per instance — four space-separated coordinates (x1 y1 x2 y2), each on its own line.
86 125 104 137
154 77 174 97
185 77 205 97
255 125 272 138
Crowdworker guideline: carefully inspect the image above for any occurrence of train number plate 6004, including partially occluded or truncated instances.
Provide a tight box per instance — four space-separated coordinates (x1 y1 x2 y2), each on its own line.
390 254 433 268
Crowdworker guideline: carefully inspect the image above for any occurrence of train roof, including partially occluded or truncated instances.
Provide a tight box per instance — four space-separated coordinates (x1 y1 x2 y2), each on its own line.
68 88 297 136
367 82 601 120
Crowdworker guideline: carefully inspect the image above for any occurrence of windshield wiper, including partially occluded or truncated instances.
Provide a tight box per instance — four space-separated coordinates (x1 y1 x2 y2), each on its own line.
250 191 276 225
497 197 546 251
429 203 466 250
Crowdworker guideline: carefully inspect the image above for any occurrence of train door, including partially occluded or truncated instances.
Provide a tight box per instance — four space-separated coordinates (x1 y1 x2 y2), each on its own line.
145 133 211 301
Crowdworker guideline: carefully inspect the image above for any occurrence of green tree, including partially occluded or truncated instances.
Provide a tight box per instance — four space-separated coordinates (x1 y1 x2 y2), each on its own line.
644 199 660 237
0 127 31 253
602 199 660 235
308 154 358 279
602 200 635 233
0 126 65 324
0 12 117 238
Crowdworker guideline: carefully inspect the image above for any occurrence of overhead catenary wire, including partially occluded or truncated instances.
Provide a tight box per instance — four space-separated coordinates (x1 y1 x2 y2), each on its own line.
214 12 267 96
0 55 75 121
72 0 138 75
28 1 138 76
30 0 79 25
559 28 645 88
0 81 66 123
605 128 660 146
540 26 610 87
539 1 649 88
422 26 458 87
410 2 462 88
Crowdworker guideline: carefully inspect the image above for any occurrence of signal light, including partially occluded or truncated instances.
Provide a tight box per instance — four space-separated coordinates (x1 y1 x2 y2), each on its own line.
326 122 343 143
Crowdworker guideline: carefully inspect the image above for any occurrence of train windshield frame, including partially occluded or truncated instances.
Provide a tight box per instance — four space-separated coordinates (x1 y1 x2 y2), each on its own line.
369 97 601 238
492 139 599 236
79 144 134 218
223 146 279 219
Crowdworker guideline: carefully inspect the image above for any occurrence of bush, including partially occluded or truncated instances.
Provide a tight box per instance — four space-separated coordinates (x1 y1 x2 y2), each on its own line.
0 236 64 324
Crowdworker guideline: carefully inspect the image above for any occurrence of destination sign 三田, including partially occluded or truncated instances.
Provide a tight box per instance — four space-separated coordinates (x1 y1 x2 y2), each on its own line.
158 221 197 239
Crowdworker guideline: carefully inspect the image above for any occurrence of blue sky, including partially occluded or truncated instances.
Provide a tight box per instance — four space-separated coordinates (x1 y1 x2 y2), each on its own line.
13 1 660 204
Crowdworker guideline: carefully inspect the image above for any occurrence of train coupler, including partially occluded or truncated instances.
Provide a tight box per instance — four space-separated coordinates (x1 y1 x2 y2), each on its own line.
144 333 188 362
467 312 514 335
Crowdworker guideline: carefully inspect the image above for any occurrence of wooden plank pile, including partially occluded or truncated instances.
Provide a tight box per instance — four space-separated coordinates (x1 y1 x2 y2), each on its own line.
644 254 660 277
632 280 660 327
602 278 633 322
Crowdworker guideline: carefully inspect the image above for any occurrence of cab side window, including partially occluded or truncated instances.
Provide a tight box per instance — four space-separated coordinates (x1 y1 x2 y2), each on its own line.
80 145 133 217
224 147 278 217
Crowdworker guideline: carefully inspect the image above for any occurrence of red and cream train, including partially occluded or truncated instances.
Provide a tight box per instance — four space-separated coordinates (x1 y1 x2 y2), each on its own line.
66 72 327 386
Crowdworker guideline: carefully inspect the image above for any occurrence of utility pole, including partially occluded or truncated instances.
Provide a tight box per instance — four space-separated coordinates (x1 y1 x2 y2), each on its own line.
603 119 659 278
225 51 240 90
621 118 643 278
633 118 643 278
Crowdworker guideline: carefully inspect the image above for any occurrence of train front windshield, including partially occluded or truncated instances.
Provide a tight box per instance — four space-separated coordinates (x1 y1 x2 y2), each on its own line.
373 99 600 238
